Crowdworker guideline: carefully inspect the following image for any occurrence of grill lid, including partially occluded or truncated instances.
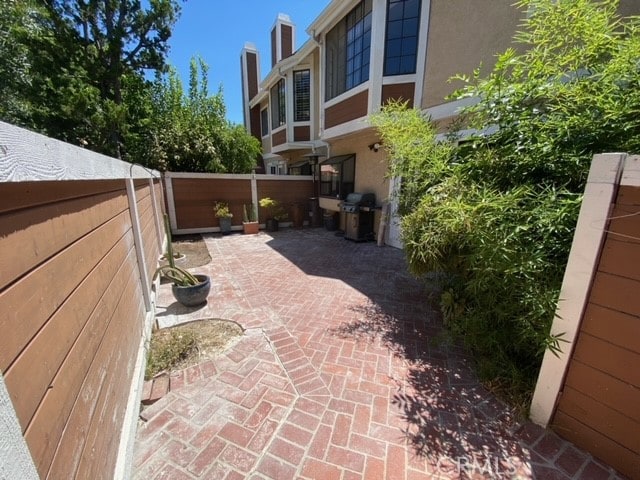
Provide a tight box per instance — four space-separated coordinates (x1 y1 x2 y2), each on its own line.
344 192 376 206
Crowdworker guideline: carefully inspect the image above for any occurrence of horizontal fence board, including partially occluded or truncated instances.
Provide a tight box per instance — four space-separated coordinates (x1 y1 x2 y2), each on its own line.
572 333 640 386
45 271 142 479
598 237 640 281
0 179 125 215
4 226 135 430
556 386 640 454
24 247 137 476
0 209 133 372
256 179 313 222
564 360 640 423
553 411 640 479
0 189 129 290
173 178 252 229
137 192 153 221
75 288 143 480
581 303 640 354
607 205 640 244
616 185 640 206
589 271 640 317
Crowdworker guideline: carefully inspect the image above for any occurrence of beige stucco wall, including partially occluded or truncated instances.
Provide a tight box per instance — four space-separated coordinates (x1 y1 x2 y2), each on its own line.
321 131 389 232
329 132 390 204
421 0 523 109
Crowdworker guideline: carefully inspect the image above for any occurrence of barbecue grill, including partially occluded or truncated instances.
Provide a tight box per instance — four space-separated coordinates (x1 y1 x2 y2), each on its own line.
341 192 376 241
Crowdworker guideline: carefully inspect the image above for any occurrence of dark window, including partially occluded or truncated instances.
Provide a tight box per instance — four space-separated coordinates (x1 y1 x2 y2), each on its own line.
320 154 355 199
260 108 269 137
384 0 420 76
271 79 286 128
294 70 310 122
325 0 372 101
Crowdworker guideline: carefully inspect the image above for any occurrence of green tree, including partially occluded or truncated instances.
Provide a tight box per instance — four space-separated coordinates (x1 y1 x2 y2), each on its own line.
47 0 181 156
371 0 640 405
139 57 259 173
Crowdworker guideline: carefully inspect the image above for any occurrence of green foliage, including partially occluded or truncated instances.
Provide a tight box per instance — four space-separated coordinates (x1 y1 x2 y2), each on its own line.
1 2 260 172
213 202 233 218
371 0 640 404
136 57 260 173
243 204 257 223
154 265 201 287
259 197 288 221
0 0 180 158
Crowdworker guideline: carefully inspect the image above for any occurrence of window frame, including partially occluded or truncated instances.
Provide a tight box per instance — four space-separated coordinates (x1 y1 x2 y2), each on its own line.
325 0 372 101
319 154 356 199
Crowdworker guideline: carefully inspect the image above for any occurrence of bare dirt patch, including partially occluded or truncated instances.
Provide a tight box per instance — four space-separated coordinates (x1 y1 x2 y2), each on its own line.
146 318 243 379
161 234 211 269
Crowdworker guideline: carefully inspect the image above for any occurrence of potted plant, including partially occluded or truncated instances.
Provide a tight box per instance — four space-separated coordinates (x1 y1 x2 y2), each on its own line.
155 265 211 307
156 215 210 307
259 197 288 232
159 214 186 263
213 201 233 235
242 203 259 234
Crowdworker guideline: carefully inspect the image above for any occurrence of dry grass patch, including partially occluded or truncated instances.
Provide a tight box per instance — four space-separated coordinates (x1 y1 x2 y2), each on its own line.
145 319 243 379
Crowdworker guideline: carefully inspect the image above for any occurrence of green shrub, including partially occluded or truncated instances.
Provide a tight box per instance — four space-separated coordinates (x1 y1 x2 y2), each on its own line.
371 0 640 405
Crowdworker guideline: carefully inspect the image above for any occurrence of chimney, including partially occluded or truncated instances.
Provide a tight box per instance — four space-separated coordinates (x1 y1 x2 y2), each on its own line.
240 42 261 138
271 13 295 67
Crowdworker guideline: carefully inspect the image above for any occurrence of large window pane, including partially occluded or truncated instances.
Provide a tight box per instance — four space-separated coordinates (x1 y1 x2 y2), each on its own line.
294 70 310 122
261 108 269 136
325 1 372 100
270 79 286 128
384 0 421 76
320 155 356 199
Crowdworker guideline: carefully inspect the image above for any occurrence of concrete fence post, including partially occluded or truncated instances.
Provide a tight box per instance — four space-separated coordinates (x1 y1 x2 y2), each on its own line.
126 178 152 312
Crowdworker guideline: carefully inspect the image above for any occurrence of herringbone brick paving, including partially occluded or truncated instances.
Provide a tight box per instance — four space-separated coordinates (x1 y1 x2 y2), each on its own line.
134 229 625 479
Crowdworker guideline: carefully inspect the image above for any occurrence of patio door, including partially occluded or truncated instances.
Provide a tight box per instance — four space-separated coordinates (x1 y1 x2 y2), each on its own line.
386 177 403 249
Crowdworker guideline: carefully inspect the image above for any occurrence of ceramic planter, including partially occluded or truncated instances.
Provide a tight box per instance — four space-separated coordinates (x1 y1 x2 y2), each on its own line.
171 274 211 307
219 216 232 235
265 218 279 232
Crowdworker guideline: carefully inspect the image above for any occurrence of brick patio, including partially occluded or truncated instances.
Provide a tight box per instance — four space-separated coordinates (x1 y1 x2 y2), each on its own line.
133 229 624 479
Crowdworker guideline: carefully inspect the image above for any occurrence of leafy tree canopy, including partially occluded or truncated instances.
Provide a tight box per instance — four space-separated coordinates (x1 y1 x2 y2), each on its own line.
0 0 261 173
131 57 259 173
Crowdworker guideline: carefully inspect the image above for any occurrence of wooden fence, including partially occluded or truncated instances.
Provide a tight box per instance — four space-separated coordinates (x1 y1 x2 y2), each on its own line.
531 153 640 479
0 122 163 479
164 172 314 234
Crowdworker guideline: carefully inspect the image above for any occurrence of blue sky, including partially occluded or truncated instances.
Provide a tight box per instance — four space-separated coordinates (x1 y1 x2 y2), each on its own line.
166 1 330 125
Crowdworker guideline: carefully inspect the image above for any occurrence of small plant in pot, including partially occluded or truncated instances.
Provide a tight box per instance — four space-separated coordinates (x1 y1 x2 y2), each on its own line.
155 265 211 307
259 197 288 232
156 214 211 307
242 203 259 234
213 201 233 235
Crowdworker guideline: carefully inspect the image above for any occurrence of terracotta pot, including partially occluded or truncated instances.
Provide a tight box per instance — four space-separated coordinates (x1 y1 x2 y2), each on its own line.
243 221 259 234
